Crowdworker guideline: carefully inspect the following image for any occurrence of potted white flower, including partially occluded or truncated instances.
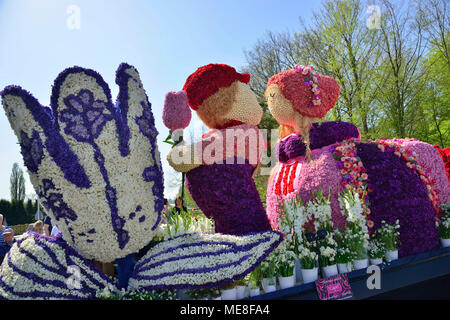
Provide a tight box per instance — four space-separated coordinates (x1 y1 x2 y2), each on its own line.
275 245 297 289
234 278 247 300
211 288 221 300
334 230 354 273
279 195 305 283
338 189 370 270
376 220 400 261
368 239 386 265
351 232 369 270
298 245 319 283
186 288 210 300
319 235 338 278
248 266 262 297
335 247 353 273
220 282 237 300
437 204 450 247
260 256 277 293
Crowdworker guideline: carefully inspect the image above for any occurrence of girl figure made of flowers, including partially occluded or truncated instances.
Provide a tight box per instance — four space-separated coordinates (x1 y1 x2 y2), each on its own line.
265 65 450 258
167 63 272 235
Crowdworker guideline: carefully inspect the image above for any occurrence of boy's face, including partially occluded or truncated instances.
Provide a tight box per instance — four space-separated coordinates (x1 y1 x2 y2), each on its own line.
225 82 263 126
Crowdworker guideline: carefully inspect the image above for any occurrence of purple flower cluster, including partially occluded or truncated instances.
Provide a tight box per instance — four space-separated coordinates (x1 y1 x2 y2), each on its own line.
1 85 91 189
61 89 113 142
114 63 135 157
356 142 440 257
277 121 360 162
19 130 44 173
38 179 77 222
137 101 164 231
185 157 271 235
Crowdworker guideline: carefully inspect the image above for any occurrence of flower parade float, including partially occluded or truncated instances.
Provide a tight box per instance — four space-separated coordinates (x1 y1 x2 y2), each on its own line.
0 63 283 299
265 65 450 259
166 64 272 236
237 65 450 300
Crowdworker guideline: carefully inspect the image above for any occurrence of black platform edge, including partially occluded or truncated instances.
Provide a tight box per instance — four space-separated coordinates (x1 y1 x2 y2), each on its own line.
245 246 450 300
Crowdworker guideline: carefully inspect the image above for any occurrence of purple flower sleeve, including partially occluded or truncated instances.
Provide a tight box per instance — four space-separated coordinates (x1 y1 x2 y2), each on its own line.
278 121 360 162
185 157 272 235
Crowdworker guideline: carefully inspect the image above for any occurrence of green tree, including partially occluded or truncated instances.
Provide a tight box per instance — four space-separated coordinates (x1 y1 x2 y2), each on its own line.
10 163 25 202
25 199 39 222
417 0 450 73
242 31 303 102
10 200 29 225
0 200 11 225
372 1 427 138
415 44 450 147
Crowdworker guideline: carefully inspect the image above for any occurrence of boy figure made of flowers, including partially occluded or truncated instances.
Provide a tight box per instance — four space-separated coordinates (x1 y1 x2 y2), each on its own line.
167 63 272 235
265 65 450 258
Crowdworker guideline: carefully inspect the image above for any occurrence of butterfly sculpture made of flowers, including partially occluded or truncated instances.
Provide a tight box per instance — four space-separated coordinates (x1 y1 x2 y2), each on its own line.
0 63 282 299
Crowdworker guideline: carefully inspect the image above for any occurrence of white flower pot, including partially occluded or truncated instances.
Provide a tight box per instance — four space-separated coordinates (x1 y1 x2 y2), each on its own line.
385 250 398 261
249 287 260 297
337 262 352 274
278 274 295 289
294 259 303 283
301 267 318 283
370 257 383 265
353 258 369 270
322 264 338 278
236 285 246 299
264 284 276 293
220 288 237 300
262 277 276 292
440 238 450 248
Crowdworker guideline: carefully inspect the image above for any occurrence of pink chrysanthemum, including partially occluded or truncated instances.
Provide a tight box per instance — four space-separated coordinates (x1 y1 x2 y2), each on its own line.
162 91 191 131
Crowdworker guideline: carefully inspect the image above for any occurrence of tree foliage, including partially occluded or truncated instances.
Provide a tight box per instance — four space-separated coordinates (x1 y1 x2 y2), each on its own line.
243 0 449 147
10 163 25 202
0 199 37 226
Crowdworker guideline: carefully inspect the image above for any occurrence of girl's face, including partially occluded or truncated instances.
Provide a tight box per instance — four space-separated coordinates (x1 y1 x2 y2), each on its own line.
265 84 297 128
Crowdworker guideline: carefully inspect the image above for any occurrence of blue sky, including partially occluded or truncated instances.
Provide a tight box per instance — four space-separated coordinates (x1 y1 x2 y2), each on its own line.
0 0 321 200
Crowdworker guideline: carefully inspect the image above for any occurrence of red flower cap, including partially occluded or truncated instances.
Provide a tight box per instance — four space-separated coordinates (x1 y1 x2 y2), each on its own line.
267 68 339 119
183 64 250 110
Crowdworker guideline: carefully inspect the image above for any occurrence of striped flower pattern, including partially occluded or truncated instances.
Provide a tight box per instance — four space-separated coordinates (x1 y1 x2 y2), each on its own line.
0 232 116 300
128 231 283 291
